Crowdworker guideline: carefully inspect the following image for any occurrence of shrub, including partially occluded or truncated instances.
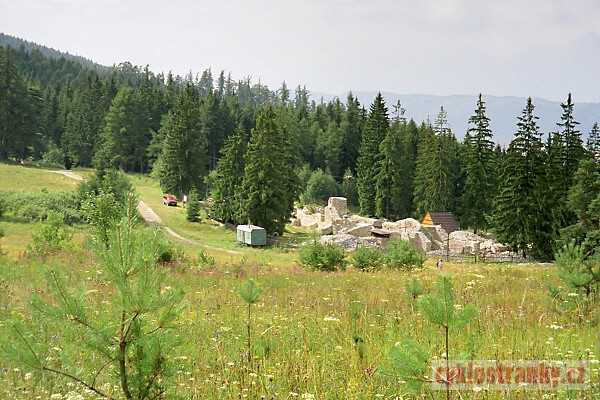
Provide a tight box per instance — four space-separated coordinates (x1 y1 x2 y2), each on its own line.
76 169 132 207
80 186 124 245
352 245 383 270
384 239 424 270
301 168 339 205
1 190 81 224
27 211 73 256
156 238 185 263
299 240 346 271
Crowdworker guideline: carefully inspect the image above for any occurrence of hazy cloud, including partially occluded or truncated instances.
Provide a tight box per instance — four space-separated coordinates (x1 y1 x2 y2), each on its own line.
1 0 599 101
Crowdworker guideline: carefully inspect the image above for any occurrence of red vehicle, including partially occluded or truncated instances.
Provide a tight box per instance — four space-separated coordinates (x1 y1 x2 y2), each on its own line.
162 195 177 206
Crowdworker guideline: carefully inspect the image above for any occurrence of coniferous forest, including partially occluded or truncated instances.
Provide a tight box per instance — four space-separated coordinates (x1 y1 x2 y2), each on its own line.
2 40 600 260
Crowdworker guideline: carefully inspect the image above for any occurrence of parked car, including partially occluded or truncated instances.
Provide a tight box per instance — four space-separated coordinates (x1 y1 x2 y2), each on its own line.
162 195 177 206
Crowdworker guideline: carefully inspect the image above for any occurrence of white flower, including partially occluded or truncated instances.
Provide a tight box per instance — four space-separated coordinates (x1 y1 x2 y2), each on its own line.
50 395 63 400
301 394 315 399
323 316 340 322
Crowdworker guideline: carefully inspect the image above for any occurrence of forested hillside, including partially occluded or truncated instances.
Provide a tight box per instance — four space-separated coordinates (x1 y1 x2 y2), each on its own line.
1 39 600 259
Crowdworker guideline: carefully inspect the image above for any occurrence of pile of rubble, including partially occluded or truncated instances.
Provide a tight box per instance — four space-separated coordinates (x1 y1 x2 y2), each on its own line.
292 197 509 257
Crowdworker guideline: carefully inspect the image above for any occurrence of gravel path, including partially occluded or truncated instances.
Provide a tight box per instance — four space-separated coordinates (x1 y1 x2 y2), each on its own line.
53 170 241 254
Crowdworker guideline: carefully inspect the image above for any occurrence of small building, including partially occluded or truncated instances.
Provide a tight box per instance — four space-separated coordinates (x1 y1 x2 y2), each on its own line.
236 225 267 246
422 212 459 233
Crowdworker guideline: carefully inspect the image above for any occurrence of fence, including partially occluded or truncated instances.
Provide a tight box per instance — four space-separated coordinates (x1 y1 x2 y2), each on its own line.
430 252 529 264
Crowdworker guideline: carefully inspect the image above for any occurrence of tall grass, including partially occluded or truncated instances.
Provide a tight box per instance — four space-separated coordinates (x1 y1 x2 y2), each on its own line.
1 252 597 399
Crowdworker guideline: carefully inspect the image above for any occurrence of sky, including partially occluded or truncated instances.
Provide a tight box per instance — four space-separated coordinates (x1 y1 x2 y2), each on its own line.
1 0 600 103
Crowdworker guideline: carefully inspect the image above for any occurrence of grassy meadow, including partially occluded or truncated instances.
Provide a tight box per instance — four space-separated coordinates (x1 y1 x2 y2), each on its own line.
0 164 598 399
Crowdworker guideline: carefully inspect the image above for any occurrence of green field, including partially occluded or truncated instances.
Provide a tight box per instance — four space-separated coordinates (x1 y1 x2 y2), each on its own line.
0 164 598 399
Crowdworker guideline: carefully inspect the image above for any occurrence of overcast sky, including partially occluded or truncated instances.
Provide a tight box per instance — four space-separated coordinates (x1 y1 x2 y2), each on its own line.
2 0 600 103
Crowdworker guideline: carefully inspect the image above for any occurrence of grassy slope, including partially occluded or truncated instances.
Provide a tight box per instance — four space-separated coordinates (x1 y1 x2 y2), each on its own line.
0 163 93 257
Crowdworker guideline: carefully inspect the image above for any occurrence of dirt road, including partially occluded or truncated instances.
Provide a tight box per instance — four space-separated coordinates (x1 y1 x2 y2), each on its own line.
53 170 241 254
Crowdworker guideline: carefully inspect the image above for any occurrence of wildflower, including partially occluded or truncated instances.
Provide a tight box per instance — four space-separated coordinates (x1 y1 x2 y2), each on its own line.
323 316 340 322
65 392 84 400
50 395 63 399
301 394 315 399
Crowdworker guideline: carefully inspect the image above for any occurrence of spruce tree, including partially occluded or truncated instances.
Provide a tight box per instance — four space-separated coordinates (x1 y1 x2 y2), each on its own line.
357 93 389 216
562 159 600 252
315 122 344 178
492 98 553 258
340 93 364 174
548 94 585 239
375 120 407 219
94 85 142 171
240 106 292 235
586 122 600 159
210 125 248 224
62 72 106 167
557 93 585 193
275 101 302 223
413 107 460 216
155 80 208 197
460 94 496 233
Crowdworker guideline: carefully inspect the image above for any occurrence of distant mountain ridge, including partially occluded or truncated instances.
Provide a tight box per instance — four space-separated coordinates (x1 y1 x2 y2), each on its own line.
313 91 600 145
0 32 103 70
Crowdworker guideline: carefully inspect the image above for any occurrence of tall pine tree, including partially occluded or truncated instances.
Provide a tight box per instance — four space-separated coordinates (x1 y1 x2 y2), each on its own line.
240 105 295 235
413 107 460 216
460 94 496 233
357 93 389 216
154 80 207 197
586 122 600 159
557 93 585 193
375 118 416 220
492 98 553 258
210 125 248 224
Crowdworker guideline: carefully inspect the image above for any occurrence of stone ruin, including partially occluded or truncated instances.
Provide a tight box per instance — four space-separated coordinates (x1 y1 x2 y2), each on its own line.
291 197 509 257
